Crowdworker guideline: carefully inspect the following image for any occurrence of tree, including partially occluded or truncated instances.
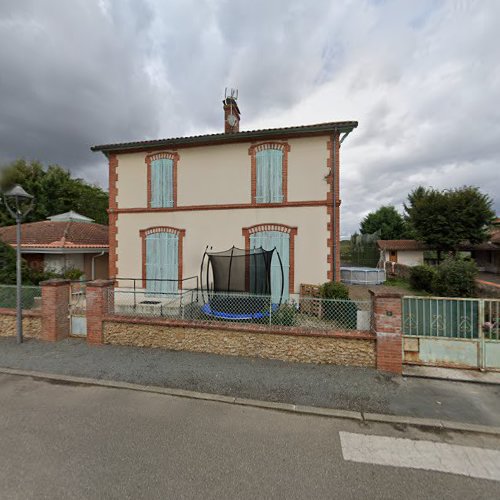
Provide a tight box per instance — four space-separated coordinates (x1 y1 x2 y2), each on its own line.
405 186 495 258
0 240 18 285
360 205 410 240
0 159 109 226
431 256 478 298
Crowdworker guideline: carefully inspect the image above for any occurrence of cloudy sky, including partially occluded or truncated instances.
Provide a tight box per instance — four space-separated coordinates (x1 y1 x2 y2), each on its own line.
0 0 498 235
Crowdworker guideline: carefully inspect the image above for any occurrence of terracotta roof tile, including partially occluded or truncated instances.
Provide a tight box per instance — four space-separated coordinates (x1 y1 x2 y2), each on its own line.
490 228 500 244
0 220 108 249
377 240 429 251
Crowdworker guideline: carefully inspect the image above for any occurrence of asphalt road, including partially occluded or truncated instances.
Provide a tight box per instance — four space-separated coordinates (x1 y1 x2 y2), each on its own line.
0 374 499 499
0 338 499 426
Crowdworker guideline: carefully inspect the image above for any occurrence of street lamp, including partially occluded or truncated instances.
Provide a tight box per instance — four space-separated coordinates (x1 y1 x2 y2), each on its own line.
3 185 34 344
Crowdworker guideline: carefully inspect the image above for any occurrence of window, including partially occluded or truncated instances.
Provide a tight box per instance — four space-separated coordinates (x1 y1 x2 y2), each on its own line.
250 230 290 300
141 227 185 294
244 224 297 301
146 231 178 293
255 148 284 203
150 158 174 208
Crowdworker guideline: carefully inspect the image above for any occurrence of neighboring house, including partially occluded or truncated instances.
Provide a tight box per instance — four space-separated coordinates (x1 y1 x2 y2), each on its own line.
378 240 428 266
0 211 108 279
469 223 500 274
91 97 358 298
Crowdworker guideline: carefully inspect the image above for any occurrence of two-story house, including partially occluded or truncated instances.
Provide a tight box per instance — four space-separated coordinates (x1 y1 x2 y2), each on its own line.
91 98 357 299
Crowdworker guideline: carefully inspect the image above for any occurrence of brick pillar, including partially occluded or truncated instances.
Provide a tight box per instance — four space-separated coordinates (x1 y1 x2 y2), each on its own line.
40 279 70 342
86 280 114 345
370 289 403 374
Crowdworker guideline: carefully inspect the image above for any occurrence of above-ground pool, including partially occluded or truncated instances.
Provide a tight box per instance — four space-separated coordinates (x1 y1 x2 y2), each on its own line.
340 267 386 285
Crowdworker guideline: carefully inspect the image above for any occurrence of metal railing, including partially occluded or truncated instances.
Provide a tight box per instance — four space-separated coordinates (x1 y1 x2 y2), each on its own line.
403 296 500 341
114 276 199 309
0 285 42 310
109 289 371 332
484 299 500 341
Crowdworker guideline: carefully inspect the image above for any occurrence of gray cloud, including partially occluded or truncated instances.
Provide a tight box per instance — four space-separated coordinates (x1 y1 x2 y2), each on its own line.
0 0 498 233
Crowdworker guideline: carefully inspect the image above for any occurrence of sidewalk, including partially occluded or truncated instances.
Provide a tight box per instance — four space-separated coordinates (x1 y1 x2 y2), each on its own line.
1 337 499 427
404 365 500 384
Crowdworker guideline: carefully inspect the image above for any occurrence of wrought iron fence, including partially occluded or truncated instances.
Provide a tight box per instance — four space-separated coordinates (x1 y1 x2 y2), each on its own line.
403 296 500 340
109 289 371 332
484 299 500 341
0 285 42 310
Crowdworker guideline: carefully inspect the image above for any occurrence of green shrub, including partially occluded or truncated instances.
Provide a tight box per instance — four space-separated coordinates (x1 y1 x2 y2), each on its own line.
431 256 478 297
319 281 349 300
63 267 84 281
271 303 297 326
409 265 436 292
25 268 58 285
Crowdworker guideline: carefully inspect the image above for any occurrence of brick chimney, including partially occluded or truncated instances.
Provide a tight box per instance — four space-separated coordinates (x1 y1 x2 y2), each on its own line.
223 95 240 133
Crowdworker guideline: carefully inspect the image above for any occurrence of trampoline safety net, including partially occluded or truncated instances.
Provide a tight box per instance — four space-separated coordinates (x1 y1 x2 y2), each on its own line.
200 246 283 319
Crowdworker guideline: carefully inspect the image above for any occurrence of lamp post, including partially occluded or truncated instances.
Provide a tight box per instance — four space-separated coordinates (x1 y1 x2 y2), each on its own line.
3 185 34 344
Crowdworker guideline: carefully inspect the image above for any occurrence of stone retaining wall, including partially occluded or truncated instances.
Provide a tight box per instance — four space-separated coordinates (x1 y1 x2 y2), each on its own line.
103 317 376 367
0 308 42 338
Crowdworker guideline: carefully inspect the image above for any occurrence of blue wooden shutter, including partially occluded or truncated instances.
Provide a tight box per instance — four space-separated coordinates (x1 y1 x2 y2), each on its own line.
151 158 174 208
146 232 179 294
150 160 162 208
268 149 283 202
255 151 269 203
256 149 283 203
250 230 290 301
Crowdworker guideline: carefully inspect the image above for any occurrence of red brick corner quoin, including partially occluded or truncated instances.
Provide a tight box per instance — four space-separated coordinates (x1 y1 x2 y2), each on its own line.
326 133 341 282
242 223 297 294
108 154 118 279
139 226 186 289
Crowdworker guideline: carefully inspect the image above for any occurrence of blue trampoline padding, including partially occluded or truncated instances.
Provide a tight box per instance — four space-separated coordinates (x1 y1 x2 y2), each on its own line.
201 302 279 320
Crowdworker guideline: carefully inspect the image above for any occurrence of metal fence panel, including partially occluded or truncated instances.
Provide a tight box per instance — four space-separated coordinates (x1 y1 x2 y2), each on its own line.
110 289 372 332
403 297 478 339
0 285 42 310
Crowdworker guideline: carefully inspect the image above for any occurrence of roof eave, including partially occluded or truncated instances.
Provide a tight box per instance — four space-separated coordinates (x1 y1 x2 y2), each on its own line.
90 121 358 155
19 247 109 254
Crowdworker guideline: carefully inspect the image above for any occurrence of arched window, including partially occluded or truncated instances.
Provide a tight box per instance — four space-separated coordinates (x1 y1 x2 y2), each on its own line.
140 227 185 293
243 224 297 300
249 143 290 205
146 152 179 208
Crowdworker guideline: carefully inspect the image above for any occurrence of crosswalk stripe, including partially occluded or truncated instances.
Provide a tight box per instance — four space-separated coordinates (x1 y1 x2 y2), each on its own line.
339 432 500 481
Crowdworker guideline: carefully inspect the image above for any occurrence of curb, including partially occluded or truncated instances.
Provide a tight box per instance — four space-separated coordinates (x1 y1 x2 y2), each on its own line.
1 367 500 436
402 367 500 386
403 372 500 386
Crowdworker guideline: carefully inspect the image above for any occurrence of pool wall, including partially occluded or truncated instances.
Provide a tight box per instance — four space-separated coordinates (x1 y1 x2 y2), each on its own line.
340 267 386 285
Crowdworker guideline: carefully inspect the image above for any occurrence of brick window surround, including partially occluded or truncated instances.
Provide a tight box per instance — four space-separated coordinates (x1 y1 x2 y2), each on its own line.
145 151 180 208
248 142 291 206
242 223 298 294
140 226 186 289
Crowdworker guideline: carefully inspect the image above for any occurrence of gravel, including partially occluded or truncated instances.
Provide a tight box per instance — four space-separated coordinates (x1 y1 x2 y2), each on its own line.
0 337 499 425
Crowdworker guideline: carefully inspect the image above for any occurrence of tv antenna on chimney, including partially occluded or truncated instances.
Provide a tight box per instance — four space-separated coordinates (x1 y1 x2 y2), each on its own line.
225 87 238 101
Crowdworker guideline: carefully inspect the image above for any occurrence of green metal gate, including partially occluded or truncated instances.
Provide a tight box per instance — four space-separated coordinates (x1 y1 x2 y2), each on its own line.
402 296 500 371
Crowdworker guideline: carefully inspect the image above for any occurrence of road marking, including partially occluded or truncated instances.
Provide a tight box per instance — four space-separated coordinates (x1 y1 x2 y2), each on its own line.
339 432 500 481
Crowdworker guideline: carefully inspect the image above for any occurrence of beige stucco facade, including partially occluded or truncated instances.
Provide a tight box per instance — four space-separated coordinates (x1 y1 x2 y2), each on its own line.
116 136 329 208
112 133 336 293
116 206 328 292
381 249 424 266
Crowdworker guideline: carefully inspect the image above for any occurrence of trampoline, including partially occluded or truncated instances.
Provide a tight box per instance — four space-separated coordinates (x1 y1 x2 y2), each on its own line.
200 245 284 320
